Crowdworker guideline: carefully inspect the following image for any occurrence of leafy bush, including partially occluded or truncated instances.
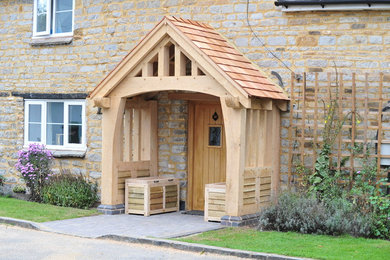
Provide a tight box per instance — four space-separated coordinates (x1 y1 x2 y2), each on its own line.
15 143 53 202
0 175 5 186
307 144 350 202
42 170 98 209
369 193 390 239
259 192 327 234
258 192 373 238
13 185 26 194
325 197 373 237
348 157 390 239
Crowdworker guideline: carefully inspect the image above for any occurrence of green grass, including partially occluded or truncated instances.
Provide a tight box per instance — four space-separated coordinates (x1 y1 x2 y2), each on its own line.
177 228 390 260
0 196 99 223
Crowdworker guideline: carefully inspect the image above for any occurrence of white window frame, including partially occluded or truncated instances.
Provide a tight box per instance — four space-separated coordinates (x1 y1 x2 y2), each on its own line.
33 0 51 36
24 100 86 151
33 0 75 37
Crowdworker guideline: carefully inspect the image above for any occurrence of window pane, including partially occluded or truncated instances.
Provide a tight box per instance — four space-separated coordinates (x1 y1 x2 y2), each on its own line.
37 13 47 32
209 126 221 146
56 0 72 11
37 0 48 14
46 124 64 145
29 104 41 123
47 102 64 123
69 125 81 144
36 0 48 33
55 11 72 33
46 102 64 146
69 105 82 124
28 123 41 142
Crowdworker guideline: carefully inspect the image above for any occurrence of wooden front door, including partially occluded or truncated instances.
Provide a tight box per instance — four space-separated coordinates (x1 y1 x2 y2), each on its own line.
189 102 226 211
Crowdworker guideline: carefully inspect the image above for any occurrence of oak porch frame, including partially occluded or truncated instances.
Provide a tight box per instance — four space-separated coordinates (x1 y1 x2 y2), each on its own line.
90 17 288 218
96 88 282 217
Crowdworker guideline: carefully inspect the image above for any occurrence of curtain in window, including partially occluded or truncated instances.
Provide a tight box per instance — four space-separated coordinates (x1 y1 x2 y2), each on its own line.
46 102 64 145
55 0 73 33
36 0 50 34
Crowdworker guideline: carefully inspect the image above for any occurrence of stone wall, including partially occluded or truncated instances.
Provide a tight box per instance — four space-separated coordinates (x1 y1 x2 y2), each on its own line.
0 0 389 195
157 92 188 204
0 95 24 194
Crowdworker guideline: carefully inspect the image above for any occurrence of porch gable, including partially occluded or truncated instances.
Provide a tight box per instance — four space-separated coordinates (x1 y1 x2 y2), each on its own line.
89 16 289 108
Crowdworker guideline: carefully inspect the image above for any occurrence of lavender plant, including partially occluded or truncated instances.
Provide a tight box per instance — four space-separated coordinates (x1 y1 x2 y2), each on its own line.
15 143 53 202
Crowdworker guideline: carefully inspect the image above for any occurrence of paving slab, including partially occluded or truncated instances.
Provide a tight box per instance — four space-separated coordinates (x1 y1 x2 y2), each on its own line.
41 211 222 239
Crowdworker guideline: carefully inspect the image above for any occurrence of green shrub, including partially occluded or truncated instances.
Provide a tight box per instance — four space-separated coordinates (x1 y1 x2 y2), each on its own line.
0 175 5 186
324 197 373 237
42 171 98 209
369 195 390 239
13 185 26 194
349 160 390 239
259 192 327 234
258 192 373 238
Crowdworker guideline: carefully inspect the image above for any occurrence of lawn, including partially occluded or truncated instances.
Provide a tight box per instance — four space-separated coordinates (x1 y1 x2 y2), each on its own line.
177 228 390 260
0 196 99 223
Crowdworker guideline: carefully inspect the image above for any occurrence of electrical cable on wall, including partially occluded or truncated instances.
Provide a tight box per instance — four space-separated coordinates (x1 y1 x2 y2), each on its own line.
246 0 301 81
246 1 304 184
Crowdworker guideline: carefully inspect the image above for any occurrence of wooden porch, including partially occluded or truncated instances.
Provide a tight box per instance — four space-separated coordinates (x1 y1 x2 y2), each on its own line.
89 16 289 222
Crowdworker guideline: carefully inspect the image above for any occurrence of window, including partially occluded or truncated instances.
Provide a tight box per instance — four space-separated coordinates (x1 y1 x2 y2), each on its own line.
209 126 222 147
33 0 74 37
24 100 86 150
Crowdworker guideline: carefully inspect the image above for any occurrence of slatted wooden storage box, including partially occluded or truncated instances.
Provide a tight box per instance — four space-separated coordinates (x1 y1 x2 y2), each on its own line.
125 177 179 216
259 168 272 208
204 182 226 222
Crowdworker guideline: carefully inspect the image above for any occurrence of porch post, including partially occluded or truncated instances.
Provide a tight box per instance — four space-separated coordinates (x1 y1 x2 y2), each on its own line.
220 98 246 219
98 96 126 214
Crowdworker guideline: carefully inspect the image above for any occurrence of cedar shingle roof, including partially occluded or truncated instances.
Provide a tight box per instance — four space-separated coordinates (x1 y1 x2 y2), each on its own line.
90 16 289 101
166 16 288 100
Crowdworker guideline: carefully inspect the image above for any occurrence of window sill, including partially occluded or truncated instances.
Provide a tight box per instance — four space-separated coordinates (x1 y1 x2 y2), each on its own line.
23 146 86 158
51 149 86 158
30 36 73 47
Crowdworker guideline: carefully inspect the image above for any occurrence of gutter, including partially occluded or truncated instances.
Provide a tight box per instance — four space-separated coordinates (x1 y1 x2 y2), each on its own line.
274 0 390 11
275 0 390 6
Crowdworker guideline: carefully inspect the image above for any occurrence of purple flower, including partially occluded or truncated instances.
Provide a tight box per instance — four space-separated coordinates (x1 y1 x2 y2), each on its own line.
15 144 54 198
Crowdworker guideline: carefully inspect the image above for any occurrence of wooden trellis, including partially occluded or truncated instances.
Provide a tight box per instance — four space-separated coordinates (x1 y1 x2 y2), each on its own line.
287 72 390 188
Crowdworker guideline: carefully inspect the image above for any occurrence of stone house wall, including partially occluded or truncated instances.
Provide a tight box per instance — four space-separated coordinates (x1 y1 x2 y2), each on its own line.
0 0 389 197
157 92 188 203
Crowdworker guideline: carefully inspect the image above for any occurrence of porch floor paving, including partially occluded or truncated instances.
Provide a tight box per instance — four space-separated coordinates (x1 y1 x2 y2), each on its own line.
40 211 222 239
